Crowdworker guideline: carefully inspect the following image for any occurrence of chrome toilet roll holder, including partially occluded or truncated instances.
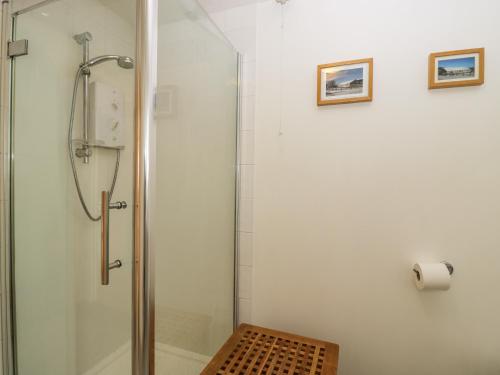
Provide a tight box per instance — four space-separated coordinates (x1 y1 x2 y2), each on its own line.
413 261 454 281
442 261 454 276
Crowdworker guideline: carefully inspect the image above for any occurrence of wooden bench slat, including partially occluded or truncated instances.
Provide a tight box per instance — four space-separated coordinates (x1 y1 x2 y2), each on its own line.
201 324 339 375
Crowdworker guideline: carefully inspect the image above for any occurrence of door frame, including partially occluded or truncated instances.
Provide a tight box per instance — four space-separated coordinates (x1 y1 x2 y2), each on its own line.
0 0 159 372
1 3 17 374
133 0 157 374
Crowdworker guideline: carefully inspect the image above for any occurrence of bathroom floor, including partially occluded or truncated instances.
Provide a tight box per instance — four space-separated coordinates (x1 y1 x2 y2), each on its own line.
83 343 210 375
82 306 213 375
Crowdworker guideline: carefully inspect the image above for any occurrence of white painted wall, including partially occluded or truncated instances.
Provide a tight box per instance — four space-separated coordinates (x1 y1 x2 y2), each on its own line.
253 1 500 374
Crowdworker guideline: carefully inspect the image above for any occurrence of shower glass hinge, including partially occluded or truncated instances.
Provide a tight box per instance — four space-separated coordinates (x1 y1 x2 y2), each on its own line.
8 39 28 57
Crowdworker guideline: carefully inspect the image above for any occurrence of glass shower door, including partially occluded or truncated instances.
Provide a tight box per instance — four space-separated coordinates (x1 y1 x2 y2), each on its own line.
154 0 239 373
11 1 135 374
8 0 238 373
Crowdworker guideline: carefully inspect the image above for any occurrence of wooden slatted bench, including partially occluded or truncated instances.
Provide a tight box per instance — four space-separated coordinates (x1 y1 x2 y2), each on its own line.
201 324 340 375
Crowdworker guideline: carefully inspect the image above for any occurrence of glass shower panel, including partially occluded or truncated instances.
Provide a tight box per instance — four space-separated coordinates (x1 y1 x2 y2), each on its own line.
12 0 135 374
154 0 239 373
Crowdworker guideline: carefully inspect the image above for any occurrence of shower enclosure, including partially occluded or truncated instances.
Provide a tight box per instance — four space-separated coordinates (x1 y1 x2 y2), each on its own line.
0 0 240 374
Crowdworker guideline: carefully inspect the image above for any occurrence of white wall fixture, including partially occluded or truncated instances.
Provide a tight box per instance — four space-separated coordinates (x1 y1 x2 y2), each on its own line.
89 82 125 148
155 85 177 119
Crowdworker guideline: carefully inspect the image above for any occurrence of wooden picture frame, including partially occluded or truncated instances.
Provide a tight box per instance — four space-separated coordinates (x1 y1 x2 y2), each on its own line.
428 48 484 89
317 58 373 106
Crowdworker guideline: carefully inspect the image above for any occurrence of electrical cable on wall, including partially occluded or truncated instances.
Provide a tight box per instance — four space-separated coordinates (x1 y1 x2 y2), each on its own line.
276 0 289 136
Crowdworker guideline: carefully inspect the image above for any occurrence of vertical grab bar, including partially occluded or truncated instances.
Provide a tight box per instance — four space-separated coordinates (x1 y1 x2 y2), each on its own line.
101 191 125 285
101 191 111 285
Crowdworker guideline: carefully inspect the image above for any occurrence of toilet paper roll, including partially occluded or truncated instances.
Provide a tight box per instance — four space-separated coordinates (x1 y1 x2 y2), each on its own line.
413 263 451 291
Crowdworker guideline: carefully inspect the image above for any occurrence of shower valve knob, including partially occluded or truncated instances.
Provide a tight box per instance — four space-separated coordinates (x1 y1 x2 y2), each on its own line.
109 201 127 210
75 146 92 158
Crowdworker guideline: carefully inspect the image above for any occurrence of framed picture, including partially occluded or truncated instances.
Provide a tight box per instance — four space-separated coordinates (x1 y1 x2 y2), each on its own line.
428 48 484 89
317 58 373 106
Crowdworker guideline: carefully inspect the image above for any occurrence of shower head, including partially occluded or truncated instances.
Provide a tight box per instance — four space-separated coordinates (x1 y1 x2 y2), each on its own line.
82 55 135 70
117 56 134 69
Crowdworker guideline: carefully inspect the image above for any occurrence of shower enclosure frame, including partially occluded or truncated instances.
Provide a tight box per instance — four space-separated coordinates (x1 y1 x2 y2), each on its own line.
133 0 157 373
1 2 16 374
0 0 243 374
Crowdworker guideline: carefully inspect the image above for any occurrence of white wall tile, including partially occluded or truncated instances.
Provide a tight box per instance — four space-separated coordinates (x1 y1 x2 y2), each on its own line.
225 29 256 59
238 298 252 324
240 164 254 199
242 61 256 97
240 130 254 165
241 96 255 131
239 231 253 266
242 47 256 63
238 265 252 299
238 197 253 233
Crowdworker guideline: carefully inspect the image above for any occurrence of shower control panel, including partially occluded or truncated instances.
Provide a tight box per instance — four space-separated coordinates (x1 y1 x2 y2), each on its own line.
89 81 125 148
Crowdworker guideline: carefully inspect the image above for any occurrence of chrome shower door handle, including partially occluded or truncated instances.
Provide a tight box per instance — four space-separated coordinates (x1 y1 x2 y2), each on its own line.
101 191 126 285
101 191 111 285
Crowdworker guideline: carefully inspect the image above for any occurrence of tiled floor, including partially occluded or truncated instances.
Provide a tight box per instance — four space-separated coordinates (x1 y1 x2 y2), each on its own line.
155 305 212 354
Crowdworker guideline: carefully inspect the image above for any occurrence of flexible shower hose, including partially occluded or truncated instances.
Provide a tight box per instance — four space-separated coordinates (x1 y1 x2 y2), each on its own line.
68 66 120 222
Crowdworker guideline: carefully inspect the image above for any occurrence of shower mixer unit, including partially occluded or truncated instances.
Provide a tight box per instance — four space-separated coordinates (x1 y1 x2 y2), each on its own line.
68 32 134 285
73 32 133 162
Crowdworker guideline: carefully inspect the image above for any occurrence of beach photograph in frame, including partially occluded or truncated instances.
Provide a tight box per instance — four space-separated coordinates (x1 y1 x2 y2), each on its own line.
317 58 373 106
429 48 484 89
